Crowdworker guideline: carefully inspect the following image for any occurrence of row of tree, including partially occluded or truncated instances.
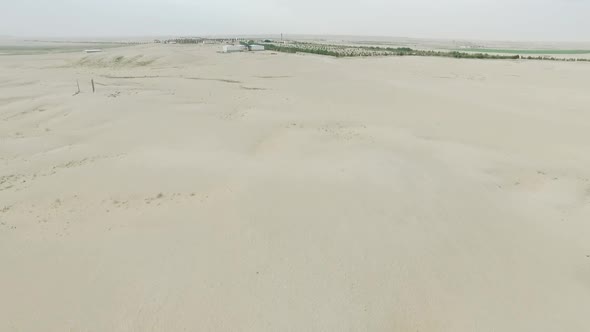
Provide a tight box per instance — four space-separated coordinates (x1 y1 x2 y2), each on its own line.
262 43 520 59
263 44 343 57
262 42 590 62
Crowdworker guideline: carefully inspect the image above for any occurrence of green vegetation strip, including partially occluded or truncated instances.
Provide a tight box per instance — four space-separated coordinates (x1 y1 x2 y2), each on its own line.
260 42 590 62
263 43 519 59
454 49 590 55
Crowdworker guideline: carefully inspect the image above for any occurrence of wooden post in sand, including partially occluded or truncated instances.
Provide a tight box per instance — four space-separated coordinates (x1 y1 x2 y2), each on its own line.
91 79 95 93
73 80 81 96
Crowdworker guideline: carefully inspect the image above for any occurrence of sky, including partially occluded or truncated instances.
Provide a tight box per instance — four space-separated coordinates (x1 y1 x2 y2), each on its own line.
2 0 589 41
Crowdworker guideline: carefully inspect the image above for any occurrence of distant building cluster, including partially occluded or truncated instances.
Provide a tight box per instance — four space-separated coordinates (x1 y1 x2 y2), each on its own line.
154 38 203 44
153 37 269 45
151 37 273 54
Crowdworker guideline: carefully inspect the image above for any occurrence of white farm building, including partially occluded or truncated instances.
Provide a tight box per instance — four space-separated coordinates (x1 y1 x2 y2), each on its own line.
222 45 247 53
248 45 265 51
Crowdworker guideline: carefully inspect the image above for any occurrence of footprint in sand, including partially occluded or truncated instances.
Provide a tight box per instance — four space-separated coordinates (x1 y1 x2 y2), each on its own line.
144 193 165 205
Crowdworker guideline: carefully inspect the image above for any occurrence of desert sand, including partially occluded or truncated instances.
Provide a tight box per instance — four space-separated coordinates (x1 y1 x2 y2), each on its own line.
1 43 590 331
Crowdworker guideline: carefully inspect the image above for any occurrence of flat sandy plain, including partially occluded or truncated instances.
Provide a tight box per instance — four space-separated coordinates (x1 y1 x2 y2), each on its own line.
1 43 590 331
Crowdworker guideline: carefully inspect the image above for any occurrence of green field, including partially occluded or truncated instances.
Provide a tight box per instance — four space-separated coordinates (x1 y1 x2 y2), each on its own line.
455 48 590 55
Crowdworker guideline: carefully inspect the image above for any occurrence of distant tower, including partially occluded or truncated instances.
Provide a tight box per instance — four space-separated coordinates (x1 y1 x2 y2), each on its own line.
281 33 283 41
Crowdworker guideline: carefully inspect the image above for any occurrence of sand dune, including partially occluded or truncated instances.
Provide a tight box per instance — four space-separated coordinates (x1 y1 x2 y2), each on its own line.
1 44 590 331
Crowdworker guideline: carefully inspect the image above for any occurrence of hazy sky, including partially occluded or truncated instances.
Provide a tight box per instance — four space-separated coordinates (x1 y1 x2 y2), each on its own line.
2 0 589 41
